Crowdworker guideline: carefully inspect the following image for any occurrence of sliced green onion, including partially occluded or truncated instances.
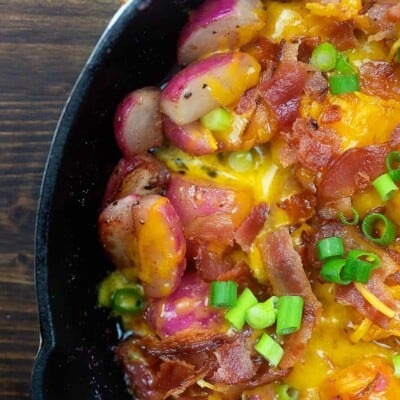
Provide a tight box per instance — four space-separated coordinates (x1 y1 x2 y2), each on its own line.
393 354 400 377
343 257 374 284
276 296 304 335
338 207 359 226
386 151 400 182
347 249 381 269
317 236 345 261
373 173 398 201
225 287 258 330
310 42 338 72
228 151 253 172
329 74 360 95
200 107 232 131
210 280 238 308
276 384 299 400
335 53 355 74
320 258 351 285
245 296 279 330
255 333 284 367
112 288 143 313
362 213 396 246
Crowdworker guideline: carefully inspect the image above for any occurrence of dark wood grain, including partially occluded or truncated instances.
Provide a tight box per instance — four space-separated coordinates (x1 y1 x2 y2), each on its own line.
0 1 121 398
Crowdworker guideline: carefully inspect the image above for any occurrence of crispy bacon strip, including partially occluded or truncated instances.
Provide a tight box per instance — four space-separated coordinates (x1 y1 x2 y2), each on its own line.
308 222 400 327
260 61 308 131
317 126 400 215
258 227 322 369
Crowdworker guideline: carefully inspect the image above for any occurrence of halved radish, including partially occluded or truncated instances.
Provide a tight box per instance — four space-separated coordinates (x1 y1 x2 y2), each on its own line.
99 194 186 298
160 52 260 125
114 87 163 156
102 155 170 207
178 0 267 65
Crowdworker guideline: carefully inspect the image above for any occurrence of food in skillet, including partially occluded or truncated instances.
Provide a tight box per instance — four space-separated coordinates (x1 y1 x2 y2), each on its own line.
98 0 400 398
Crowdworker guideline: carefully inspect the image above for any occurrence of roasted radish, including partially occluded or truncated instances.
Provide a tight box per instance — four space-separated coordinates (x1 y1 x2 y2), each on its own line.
160 52 260 125
102 154 170 207
114 87 163 156
99 194 186 298
178 0 267 65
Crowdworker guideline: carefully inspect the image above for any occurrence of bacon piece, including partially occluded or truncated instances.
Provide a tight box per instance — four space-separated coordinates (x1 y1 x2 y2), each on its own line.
319 104 341 124
323 20 358 51
278 190 317 223
360 61 400 102
298 37 321 64
360 0 399 40
307 222 399 327
211 335 256 384
102 154 170 207
116 331 227 400
166 174 254 250
317 126 400 213
280 118 341 172
260 61 308 131
303 69 329 102
144 273 224 338
235 202 268 252
242 36 280 71
258 227 322 369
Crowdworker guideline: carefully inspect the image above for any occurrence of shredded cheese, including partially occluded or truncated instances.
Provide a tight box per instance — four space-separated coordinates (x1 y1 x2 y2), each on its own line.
388 38 400 62
354 282 396 319
350 318 373 343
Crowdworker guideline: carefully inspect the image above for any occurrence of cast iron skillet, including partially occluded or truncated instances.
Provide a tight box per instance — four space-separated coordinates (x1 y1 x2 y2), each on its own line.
32 1 203 398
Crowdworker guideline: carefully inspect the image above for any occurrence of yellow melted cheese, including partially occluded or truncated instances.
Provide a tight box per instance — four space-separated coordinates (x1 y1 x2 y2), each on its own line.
156 1 400 397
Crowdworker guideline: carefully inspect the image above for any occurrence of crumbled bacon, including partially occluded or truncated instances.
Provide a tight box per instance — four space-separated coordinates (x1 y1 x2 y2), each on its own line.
234 202 269 252
317 126 400 214
260 61 309 131
323 20 358 51
307 222 399 327
278 190 317 222
242 36 280 71
280 118 341 172
360 61 400 102
319 104 342 124
303 69 329 102
258 228 322 369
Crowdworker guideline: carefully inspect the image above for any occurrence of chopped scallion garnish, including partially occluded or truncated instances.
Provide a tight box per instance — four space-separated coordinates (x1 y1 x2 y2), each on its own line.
329 74 359 95
386 151 400 182
112 288 144 313
225 287 258 330
200 107 232 131
335 53 355 74
372 173 398 201
338 207 359 226
361 213 396 246
320 258 351 285
317 236 345 261
255 333 284 367
276 296 304 335
245 296 278 330
342 257 375 284
393 354 400 377
228 151 253 172
310 42 338 72
276 384 299 400
210 280 238 308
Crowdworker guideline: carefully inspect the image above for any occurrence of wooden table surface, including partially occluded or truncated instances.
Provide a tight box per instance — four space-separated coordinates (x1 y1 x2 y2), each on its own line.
0 1 122 398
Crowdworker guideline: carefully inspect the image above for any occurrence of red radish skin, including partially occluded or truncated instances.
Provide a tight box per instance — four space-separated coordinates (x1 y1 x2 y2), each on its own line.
145 272 223 337
160 52 260 125
163 117 218 155
99 194 186 298
178 0 266 65
102 154 170 207
114 87 163 156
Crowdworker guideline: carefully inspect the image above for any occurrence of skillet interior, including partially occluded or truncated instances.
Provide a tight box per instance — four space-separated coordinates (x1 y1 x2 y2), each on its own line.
32 1 203 398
